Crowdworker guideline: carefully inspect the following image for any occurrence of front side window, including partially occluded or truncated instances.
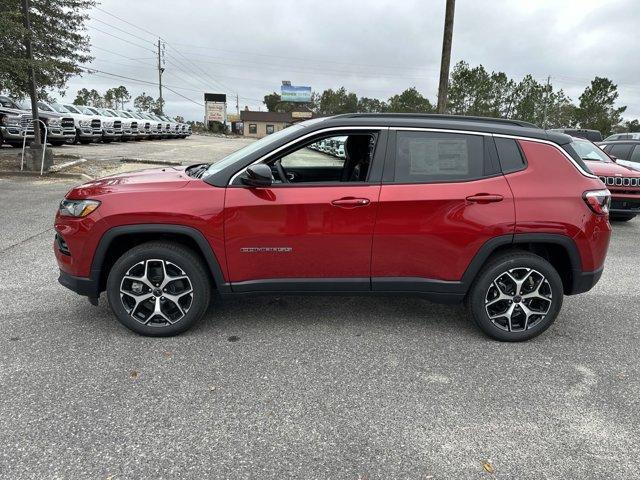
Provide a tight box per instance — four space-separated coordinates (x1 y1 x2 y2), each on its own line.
393 131 485 183
249 124 257 134
271 133 376 184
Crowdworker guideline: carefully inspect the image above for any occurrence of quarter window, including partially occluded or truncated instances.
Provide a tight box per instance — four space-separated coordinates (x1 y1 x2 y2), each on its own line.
495 137 526 173
393 131 486 183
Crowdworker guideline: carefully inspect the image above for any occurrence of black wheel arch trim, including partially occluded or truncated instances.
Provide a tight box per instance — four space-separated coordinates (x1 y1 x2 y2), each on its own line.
460 232 589 295
89 224 230 296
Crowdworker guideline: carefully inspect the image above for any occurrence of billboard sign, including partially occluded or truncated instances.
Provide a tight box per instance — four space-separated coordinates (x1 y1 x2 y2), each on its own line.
281 85 312 103
204 93 226 123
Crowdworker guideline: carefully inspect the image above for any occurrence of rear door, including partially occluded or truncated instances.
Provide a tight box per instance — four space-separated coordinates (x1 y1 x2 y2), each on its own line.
371 129 515 290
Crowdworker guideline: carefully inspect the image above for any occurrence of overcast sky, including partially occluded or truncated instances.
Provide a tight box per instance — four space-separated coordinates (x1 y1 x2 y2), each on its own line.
62 0 640 122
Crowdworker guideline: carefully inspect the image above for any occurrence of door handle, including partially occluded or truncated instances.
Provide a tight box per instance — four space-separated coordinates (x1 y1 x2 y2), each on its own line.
331 197 371 208
466 194 504 204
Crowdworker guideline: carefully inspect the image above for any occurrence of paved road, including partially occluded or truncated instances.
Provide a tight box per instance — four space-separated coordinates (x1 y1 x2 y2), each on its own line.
0 176 639 479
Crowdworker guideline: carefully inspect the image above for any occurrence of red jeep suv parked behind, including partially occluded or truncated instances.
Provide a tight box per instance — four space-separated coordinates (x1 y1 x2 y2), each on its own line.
54 115 611 341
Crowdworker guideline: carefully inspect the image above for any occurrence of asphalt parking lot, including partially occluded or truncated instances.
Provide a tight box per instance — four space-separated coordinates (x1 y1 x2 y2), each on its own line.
1 173 639 478
0 134 255 166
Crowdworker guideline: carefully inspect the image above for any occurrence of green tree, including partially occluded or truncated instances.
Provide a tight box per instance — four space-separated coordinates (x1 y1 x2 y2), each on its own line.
0 0 94 100
574 77 626 136
103 88 118 109
115 85 130 110
73 88 102 107
134 92 155 112
263 92 281 112
357 97 387 113
387 87 433 113
152 97 165 116
316 87 358 115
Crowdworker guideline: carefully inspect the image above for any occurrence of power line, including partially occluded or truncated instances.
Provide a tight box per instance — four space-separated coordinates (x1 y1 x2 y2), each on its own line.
90 17 156 46
89 25 156 54
93 5 161 38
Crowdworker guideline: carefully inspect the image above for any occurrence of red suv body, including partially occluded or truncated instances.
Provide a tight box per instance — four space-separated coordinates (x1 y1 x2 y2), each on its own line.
54 115 611 341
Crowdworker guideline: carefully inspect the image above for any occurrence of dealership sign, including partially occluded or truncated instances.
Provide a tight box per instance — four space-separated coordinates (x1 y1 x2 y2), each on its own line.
281 85 312 103
204 93 226 123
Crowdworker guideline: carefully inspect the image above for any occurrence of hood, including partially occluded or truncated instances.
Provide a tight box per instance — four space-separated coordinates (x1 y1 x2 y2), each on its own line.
586 160 640 177
0 106 27 116
67 166 191 198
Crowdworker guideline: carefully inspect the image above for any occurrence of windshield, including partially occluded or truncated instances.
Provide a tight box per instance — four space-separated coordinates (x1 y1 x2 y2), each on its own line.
203 123 308 178
64 104 81 114
0 96 20 109
118 111 132 118
83 107 99 115
98 109 115 117
571 138 612 163
51 103 70 114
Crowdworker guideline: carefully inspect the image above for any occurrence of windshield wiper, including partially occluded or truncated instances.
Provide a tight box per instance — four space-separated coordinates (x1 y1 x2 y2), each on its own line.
186 163 211 178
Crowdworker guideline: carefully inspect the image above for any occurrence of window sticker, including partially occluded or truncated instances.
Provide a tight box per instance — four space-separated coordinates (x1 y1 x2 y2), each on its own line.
406 138 469 175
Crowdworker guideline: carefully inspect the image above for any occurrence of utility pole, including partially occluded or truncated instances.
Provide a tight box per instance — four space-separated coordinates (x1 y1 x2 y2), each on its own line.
21 0 41 145
542 75 551 129
157 39 164 115
436 0 456 114
236 93 239 115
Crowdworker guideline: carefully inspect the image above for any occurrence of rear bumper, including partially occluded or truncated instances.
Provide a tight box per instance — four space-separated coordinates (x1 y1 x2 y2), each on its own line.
58 269 99 298
569 266 603 295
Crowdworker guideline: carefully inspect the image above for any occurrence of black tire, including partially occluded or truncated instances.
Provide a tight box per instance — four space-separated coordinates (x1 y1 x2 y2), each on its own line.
467 251 564 342
106 241 211 336
610 214 635 222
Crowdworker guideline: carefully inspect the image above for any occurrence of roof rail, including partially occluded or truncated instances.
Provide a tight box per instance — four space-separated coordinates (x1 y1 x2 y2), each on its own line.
337 113 539 129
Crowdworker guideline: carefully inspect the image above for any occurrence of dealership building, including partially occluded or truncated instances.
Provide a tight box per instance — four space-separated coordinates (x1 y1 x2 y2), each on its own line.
235 109 314 138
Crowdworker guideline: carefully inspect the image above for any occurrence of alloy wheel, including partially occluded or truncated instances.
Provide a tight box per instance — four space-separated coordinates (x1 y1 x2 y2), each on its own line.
120 259 193 326
484 267 552 332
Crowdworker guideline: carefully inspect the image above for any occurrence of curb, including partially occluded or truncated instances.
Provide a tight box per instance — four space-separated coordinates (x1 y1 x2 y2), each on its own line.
0 170 87 180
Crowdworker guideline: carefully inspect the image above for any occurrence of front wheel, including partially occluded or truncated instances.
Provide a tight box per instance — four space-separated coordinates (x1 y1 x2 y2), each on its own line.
106 242 211 336
467 252 564 341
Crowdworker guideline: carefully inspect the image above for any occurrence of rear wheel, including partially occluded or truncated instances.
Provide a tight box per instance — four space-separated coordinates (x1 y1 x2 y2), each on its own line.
467 252 563 341
610 213 635 222
106 242 211 336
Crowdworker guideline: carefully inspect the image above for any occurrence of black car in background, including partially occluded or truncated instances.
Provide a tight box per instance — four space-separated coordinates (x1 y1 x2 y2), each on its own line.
550 128 603 142
597 140 640 171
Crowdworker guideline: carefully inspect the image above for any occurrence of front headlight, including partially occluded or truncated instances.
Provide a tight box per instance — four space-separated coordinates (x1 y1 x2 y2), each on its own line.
59 199 101 217
104 120 114 128
0 115 22 126
79 119 91 127
47 118 61 126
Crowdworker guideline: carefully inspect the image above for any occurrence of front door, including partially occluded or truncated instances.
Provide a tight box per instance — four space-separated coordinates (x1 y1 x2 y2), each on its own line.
224 130 386 292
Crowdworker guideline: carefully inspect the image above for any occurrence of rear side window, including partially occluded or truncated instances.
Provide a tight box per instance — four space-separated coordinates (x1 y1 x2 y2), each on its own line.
609 144 634 160
495 137 526 173
393 131 486 183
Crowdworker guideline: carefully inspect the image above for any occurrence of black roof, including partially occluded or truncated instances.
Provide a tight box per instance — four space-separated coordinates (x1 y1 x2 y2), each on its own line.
317 113 572 145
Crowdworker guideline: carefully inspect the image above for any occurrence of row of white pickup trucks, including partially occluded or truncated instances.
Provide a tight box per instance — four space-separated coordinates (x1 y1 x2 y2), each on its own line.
0 95 191 147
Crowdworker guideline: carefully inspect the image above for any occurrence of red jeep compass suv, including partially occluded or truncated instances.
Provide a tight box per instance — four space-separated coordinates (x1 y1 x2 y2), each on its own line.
54 114 611 341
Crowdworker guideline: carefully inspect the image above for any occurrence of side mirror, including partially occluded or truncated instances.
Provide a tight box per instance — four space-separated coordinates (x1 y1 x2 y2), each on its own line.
609 154 618 163
241 163 272 187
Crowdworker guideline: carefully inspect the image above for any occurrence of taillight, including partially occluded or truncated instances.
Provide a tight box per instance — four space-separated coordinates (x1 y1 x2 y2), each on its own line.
583 189 611 215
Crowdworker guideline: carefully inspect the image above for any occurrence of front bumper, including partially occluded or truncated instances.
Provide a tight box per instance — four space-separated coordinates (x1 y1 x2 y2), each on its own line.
46 126 76 141
0 125 34 141
102 127 123 139
78 127 101 139
610 197 640 214
58 269 99 298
